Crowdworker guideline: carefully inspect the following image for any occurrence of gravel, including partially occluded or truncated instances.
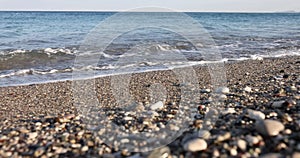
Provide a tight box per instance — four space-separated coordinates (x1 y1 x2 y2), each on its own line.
0 56 300 157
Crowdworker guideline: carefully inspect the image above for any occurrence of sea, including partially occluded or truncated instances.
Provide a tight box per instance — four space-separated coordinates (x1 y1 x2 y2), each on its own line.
0 11 300 87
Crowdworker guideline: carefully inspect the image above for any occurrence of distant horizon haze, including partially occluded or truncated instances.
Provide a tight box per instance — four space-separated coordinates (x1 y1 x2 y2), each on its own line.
0 0 299 12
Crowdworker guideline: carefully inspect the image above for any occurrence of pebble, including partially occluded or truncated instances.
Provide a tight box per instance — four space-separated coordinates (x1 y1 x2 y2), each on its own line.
150 101 164 110
260 153 282 158
272 101 285 108
216 132 231 143
34 147 45 157
71 143 82 148
237 139 247 151
230 148 237 156
244 86 252 92
218 94 227 100
81 146 89 152
201 89 211 93
216 87 230 94
247 109 265 120
183 138 207 152
54 147 68 154
197 130 211 139
222 108 236 115
255 119 285 136
246 135 259 146
292 152 300 158
19 127 29 133
28 132 38 139
148 147 170 158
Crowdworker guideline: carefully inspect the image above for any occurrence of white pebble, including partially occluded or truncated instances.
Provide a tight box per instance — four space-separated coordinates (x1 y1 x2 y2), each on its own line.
150 101 164 110
184 138 207 152
216 87 230 94
244 86 252 92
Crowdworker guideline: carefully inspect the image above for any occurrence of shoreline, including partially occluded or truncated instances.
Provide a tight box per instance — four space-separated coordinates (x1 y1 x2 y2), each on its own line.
0 56 300 157
1 54 299 88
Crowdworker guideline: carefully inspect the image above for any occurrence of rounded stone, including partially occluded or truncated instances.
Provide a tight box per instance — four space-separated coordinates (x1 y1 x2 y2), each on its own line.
247 109 265 120
184 138 207 152
197 130 211 139
255 119 285 136
148 147 170 158
244 86 252 92
216 87 230 94
237 139 247 151
150 101 164 110
34 147 45 157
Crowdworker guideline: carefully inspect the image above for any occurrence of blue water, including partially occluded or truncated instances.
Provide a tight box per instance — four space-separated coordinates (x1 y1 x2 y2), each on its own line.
0 11 300 86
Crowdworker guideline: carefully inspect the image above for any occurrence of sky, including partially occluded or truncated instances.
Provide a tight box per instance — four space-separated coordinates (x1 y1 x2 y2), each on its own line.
0 0 299 12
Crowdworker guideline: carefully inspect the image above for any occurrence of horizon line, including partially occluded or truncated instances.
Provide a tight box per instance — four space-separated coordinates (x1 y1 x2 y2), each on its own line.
0 10 299 13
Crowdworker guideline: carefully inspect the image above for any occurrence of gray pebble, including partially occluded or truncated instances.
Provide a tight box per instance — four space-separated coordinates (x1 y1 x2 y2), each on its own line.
216 87 230 94
255 119 285 136
247 109 265 120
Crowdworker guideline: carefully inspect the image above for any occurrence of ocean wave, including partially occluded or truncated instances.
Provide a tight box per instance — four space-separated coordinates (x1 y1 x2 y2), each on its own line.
0 68 73 78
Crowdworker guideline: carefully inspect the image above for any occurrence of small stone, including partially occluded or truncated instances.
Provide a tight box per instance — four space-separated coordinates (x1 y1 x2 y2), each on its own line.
87 141 94 147
247 109 265 120
230 148 237 156
148 147 170 158
71 143 82 148
246 135 259 146
184 138 207 152
218 94 227 100
28 132 38 139
35 122 42 126
244 86 252 92
212 149 220 157
260 153 282 158
201 89 211 93
237 139 247 151
292 152 300 158
150 101 164 110
34 147 45 157
81 146 89 152
216 87 230 94
290 85 297 91
255 119 285 136
124 116 133 121
3 152 12 157
19 127 29 133
54 147 68 154
272 101 285 108
284 129 292 135
197 130 211 139
222 108 236 115
216 132 231 143
120 139 130 144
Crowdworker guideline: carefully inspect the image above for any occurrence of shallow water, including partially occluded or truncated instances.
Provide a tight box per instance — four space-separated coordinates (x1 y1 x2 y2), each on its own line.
0 11 300 86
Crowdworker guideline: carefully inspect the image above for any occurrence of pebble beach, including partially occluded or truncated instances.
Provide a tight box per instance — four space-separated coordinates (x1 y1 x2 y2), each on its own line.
0 56 300 158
